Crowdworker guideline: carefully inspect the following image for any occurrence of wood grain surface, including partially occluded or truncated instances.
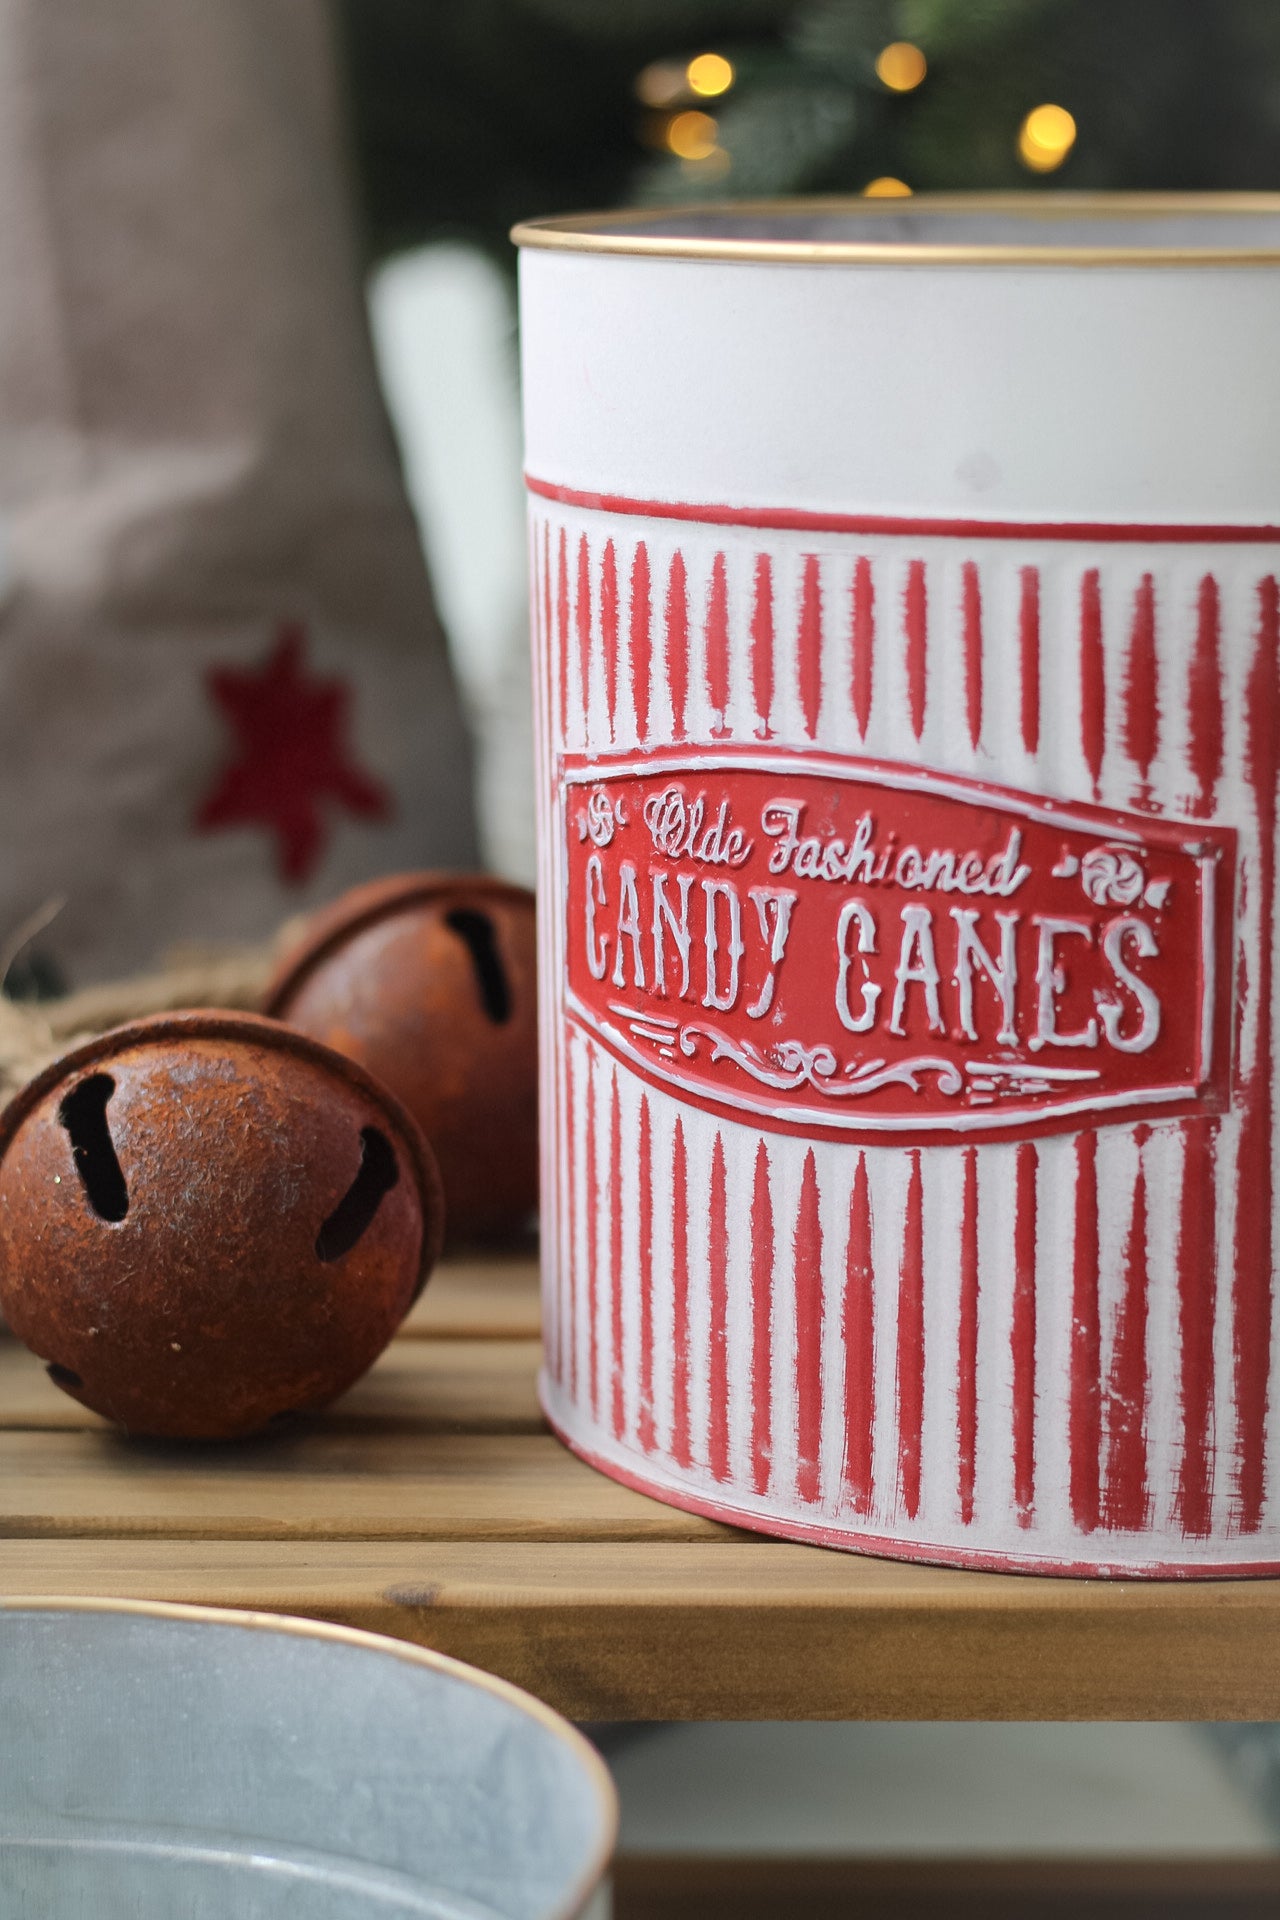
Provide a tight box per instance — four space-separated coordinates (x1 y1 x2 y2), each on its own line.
5 1252 1280 1720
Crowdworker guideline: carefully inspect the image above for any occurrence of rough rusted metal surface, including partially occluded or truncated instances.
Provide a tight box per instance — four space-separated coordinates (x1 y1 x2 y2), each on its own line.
0 1010 443 1438
264 873 538 1248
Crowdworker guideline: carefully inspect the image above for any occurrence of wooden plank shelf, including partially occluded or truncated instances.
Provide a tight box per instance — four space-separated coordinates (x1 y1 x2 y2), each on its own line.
4 1253 1280 1721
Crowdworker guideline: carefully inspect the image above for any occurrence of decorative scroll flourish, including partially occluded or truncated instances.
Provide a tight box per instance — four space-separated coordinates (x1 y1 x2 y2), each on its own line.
603 1009 1106 1102
676 1025 965 1099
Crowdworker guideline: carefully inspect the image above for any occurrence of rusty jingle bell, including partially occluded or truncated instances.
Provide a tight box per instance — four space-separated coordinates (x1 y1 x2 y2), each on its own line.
264 873 538 1246
0 1011 443 1438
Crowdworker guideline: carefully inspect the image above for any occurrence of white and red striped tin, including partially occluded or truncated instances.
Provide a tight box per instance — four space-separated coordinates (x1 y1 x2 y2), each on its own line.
513 196 1280 1576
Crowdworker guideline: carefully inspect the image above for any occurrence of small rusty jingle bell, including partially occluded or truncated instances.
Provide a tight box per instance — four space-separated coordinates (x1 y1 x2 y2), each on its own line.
0 1011 443 1438
264 873 538 1246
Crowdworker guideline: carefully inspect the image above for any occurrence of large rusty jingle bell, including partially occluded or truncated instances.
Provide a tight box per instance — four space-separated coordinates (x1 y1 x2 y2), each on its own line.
0 1011 443 1438
264 873 538 1246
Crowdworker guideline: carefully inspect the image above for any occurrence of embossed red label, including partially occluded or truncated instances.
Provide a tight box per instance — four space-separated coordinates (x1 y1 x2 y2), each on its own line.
563 751 1235 1140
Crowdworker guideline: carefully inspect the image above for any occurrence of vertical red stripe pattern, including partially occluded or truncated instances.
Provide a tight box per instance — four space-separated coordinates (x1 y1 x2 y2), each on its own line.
1103 1131 1152 1531
561 1036 576 1400
629 541 652 743
1070 1129 1101 1532
608 1077 624 1440
556 527 570 742
708 1133 730 1482
1012 1143 1038 1527
1176 583 1222 1536
705 551 730 733
794 1150 825 1504
751 553 774 736
957 1147 979 1527
584 1047 600 1422
1187 574 1223 817
665 552 689 740
600 538 619 742
576 533 592 732
1233 576 1279 1532
636 1096 656 1452
750 1142 774 1496
851 555 875 740
1080 567 1106 799
1019 565 1041 757
1175 1119 1216 1536
897 1151 925 1520
904 559 928 741
961 559 983 751
798 554 823 739
1123 571 1158 803
843 1154 875 1516
670 1116 692 1470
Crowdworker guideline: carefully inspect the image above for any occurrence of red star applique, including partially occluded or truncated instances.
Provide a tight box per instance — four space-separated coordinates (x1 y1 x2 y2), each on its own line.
196 622 392 882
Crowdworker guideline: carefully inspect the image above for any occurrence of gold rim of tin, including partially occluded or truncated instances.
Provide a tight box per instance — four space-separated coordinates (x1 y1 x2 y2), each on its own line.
2 1595 618 1920
511 191 1280 265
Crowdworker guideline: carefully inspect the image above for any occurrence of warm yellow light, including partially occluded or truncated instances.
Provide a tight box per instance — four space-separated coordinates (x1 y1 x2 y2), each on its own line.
635 60 686 108
687 52 734 97
875 41 927 92
1018 102 1077 172
667 109 719 160
863 176 913 198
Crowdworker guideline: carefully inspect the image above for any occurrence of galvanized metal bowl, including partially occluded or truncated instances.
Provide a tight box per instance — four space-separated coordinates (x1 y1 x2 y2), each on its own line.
0 1600 615 1919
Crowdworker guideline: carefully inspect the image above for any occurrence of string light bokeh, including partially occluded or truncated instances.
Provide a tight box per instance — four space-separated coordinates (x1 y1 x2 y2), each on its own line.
1017 103 1078 172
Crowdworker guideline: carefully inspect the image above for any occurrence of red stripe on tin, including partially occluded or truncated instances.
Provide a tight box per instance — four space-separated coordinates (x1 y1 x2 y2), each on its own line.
671 1116 692 1469
1233 574 1279 1532
957 1146 979 1528
584 1048 599 1423
708 1133 731 1482
1080 568 1106 800
798 553 823 740
843 1154 875 1516
795 1148 824 1504
1123 572 1158 803
905 560 928 742
1070 1128 1101 1532
1013 1143 1038 1526
962 559 983 752
751 553 775 737
608 1075 624 1440
851 555 875 741
1176 592 1222 1537
636 1096 657 1453
542 520 554 740
1019 566 1041 758
561 1035 576 1398
601 538 619 744
556 527 570 743
1187 574 1224 818
526 477 1280 545
705 551 730 734
750 1141 774 1496
897 1150 925 1520
1103 1131 1152 1532
576 533 592 733
666 551 689 740
1175 1118 1217 1537
630 541 653 744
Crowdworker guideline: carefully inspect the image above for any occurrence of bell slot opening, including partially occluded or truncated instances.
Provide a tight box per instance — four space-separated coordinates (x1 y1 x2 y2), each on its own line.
58 1072 129 1222
316 1125 399 1262
445 906 512 1023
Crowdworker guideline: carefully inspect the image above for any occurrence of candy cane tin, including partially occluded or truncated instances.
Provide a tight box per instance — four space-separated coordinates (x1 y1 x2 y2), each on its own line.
513 196 1280 1576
